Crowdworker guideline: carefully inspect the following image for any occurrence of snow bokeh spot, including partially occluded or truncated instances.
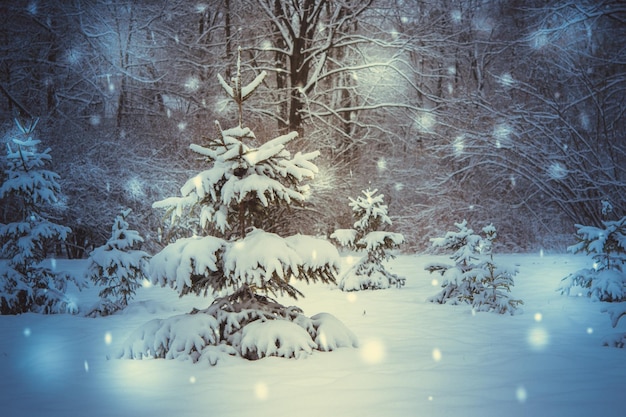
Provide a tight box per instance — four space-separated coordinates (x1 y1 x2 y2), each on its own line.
184 76 200 92
64 47 82 65
415 111 435 133
586 327 593 335
548 162 567 180
23 327 31 337
516 385 528 403
360 338 386 364
104 332 113 345
432 348 442 362
89 115 101 126
254 382 269 400
534 312 543 322
493 123 512 148
531 31 549 49
27 2 37 15
453 135 464 156
189 376 197 384
376 157 387 173
84 360 89 373
498 72 515 87
346 293 358 303
451 9 461 23
527 327 549 351
125 177 146 199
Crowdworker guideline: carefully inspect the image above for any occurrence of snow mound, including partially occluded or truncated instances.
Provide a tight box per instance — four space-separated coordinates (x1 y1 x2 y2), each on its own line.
310 312 359 351
339 262 404 291
285 234 340 274
118 313 226 363
240 319 316 360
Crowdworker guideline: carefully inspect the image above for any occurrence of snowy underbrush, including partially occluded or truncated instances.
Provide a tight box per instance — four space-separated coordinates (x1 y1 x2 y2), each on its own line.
338 254 405 291
118 286 358 365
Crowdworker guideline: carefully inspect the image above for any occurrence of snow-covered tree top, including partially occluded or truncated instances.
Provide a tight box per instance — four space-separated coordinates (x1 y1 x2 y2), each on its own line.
1 119 62 207
430 220 483 267
349 188 392 232
568 217 626 257
150 51 334 300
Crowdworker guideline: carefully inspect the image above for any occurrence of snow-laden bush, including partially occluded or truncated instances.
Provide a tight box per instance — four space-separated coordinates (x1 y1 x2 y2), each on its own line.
331 188 405 291
558 217 626 348
559 217 626 302
425 221 522 315
0 118 83 314
602 303 626 348
121 50 356 363
240 319 317 360
118 284 357 363
85 209 150 317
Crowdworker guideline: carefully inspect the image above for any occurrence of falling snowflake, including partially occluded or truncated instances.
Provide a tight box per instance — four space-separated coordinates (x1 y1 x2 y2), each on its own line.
360 338 386 364
531 31 549 49
89 115 101 126
527 327 549 351
493 123 512 148
548 162 567 180
579 112 590 131
451 9 462 23
184 76 200 93
376 157 387 173
125 177 146 200
415 111 435 133
64 48 82 65
498 73 515 87
453 135 464 156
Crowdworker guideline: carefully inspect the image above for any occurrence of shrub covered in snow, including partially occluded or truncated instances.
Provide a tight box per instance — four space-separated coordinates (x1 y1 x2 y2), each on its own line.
85 209 150 316
425 220 522 315
331 188 405 291
602 302 626 348
121 49 356 363
559 217 626 302
0 118 82 314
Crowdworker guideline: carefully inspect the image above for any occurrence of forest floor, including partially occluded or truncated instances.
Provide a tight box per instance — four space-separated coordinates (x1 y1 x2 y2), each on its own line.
0 253 624 417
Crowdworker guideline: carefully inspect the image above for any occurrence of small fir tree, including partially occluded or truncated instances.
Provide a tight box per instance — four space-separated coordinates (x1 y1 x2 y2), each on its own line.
86 209 150 317
426 220 522 314
120 49 357 364
331 188 405 291
560 217 626 302
0 118 81 314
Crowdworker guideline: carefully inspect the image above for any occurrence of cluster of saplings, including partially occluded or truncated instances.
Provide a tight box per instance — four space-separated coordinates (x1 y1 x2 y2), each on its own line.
3 54 622 361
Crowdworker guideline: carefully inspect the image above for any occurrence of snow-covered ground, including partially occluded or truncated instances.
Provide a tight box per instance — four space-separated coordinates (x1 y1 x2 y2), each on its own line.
1 253 624 417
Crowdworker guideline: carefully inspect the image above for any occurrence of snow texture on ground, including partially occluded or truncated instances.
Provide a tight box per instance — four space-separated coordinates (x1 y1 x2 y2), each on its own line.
0 254 624 417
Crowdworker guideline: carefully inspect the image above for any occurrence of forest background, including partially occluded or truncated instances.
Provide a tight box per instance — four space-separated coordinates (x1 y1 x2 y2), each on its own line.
1 0 624 256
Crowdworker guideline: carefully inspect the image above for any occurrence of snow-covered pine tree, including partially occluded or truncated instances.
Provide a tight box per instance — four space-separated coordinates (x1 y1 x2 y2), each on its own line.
425 220 522 314
469 224 523 314
331 188 405 291
559 217 626 302
0 118 81 314
86 209 150 317
119 48 357 364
